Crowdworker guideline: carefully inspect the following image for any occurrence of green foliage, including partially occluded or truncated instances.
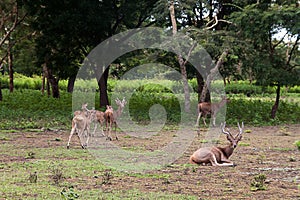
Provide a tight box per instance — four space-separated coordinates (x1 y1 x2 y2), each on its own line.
226 98 300 126
294 141 300 150
0 89 72 129
128 91 181 124
251 174 267 191
61 186 79 200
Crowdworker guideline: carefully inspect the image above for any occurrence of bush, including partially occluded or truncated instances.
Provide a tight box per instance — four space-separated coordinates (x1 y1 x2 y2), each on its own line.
295 141 300 150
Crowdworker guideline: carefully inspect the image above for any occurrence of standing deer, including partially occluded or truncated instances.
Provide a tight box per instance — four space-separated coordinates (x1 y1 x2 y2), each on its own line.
190 122 244 166
67 103 96 149
104 105 114 140
104 97 127 141
93 110 105 136
196 96 230 127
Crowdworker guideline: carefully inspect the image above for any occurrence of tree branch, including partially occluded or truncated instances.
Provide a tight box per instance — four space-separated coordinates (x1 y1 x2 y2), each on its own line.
286 35 300 68
183 42 196 66
200 49 229 102
273 32 288 48
204 15 233 30
0 3 27 48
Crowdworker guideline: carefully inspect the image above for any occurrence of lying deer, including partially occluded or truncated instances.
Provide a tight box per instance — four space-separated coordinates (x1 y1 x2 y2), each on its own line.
67 103 96 149
196 96 230 127
190 122 244 166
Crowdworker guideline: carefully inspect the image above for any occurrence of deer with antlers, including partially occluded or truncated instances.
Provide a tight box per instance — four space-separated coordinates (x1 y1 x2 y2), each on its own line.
104 97 127 141
67 103 96 149
196 96 230 127
190 122 244 166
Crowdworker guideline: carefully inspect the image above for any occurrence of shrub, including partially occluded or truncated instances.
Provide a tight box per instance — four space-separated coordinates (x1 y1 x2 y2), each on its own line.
251 174 267 191
295 141 300 150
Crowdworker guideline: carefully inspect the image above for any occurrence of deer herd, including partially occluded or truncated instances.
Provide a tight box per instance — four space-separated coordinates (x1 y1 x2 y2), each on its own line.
67 97 127 149
67 96 245 167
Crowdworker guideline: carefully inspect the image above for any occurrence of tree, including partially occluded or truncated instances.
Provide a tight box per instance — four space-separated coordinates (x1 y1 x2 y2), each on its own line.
21 0 158 102
0 0 27 97
230 1 300 118
169 0 193 113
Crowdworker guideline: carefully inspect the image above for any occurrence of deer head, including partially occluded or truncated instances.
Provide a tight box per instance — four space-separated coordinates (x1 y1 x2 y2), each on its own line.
115 97 127 109
106 105 113 111
81 103 88 110
221 122 244 149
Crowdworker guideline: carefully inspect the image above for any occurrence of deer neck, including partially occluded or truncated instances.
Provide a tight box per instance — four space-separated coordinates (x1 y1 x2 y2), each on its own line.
218 145 234 159
216 99 227 109
115 106 123 119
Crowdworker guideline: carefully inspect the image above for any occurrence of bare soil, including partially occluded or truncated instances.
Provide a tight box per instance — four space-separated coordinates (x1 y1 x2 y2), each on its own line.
1 124 300 199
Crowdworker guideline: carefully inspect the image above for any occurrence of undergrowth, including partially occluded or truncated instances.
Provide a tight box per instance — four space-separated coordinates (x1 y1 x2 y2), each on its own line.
0 76 300 130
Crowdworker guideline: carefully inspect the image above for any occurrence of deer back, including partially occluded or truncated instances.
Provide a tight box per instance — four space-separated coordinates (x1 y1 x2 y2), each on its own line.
198 102 212 114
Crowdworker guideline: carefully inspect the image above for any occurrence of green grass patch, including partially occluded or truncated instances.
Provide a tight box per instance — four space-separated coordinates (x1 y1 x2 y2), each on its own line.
294 140 300 150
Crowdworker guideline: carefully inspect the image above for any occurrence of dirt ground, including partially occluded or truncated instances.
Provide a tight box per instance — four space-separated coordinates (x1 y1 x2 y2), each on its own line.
1 124 300 199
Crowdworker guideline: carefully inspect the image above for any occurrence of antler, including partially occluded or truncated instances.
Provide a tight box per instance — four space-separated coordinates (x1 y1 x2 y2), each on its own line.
237 122 244 135
221 122 231 135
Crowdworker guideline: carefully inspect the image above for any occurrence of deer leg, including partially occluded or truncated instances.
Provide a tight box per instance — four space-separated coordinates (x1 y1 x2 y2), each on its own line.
210 154 235 167
114 122 118 140
99 120 105 137
202 114 207 127
196 112 202 127
67 126 76 149
212 113 216 127
92 122 97 137
84 125 90 148
106 121 112 141
220 158 236 166
77 129 85 149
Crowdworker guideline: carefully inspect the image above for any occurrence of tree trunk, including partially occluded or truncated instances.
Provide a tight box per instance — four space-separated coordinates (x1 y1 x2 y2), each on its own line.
169 1 177 35
98 67 109 108
0 82 2 101
45 64 60 98
271 84 280 119
170 0 191 112
67 75 76 93
41 64 46 95
46 78 50 97
196 70 210 103
8 43 13 93
200 49 229 102
178 55 191 112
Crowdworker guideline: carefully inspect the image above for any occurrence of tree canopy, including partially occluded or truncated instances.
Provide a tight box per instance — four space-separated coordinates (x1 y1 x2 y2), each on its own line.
1 0 299 117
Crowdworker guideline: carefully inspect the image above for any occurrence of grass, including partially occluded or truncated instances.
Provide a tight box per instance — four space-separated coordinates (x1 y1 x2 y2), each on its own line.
0 76 300 130
1 88 300 130
0 131 197 199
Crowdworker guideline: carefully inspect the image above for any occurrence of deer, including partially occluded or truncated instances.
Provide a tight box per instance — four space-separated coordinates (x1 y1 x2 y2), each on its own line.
104 105 114 140
93 110 105 136
196 96 230 127
190 122 244 167
104 97 127 141
67 103 96 149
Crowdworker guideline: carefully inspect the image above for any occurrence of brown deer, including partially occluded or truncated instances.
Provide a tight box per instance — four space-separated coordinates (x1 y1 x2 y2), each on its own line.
67 103 96 149
104 105 114 140
190 122 244 166
91 110 105 137
104 97 127 141
196 96 230 127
